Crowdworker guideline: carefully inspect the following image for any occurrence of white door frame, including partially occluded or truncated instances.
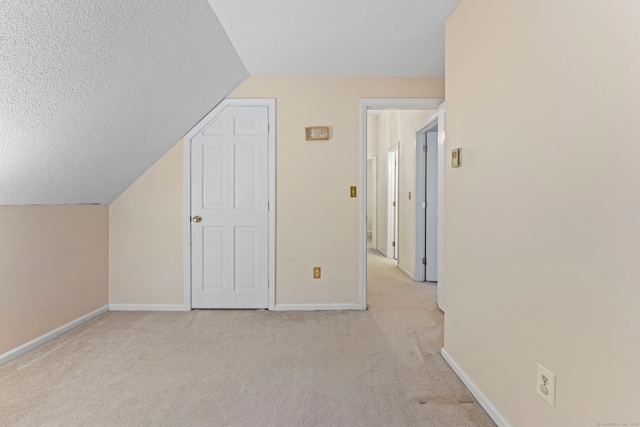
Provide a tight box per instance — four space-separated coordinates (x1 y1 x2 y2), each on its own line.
367 156 377 249
414 114 439 282
183 98 276 310
436 102 446 312
387 147 399 259
358 98 444 310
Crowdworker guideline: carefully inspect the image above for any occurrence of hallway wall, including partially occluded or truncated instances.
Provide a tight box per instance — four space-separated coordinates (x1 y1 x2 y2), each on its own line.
445 1 640 425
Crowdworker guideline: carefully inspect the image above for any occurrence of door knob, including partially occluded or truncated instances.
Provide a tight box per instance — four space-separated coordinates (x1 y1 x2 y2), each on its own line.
192 215 202 223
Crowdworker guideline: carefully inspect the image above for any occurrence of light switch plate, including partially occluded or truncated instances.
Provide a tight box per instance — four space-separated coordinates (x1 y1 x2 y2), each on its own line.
313 267 321 279
451 148 461 168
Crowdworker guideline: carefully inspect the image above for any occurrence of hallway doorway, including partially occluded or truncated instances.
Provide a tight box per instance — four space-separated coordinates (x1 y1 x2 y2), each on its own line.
359 98 444 310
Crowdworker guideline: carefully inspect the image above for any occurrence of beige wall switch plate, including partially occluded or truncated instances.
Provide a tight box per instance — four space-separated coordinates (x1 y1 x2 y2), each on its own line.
350 186 357 198
451 148 461 168
313 267 321 279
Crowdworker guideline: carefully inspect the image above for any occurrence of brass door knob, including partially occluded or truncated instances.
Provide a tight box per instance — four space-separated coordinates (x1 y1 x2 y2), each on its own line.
192 215 202 223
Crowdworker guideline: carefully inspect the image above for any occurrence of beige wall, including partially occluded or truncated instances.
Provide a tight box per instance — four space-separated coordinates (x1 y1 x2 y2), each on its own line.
445 1 640 425
109 76 444 306
109 141 185 305
0 205 108 355
374 110 434 276
231 77 444 304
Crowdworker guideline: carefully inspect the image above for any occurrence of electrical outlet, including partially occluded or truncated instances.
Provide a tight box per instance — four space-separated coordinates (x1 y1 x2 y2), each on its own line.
313 267 321 279
536 363 556 407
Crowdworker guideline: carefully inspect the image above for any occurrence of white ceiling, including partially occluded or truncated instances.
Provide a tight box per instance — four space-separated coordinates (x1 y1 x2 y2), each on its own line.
0 0 458 205
208 0 460 76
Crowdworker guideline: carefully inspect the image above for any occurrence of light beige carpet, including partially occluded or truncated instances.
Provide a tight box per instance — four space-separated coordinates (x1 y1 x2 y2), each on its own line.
0 251 495 426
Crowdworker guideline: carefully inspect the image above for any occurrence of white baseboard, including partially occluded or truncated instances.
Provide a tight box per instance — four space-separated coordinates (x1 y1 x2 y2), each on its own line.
0 305 109 368
440 348 512 427
397 264 415 280
274 303 362 311
109 304 189 311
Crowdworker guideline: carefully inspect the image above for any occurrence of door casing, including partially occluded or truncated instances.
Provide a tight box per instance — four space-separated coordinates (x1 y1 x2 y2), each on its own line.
183 98 276 310
388 147 399 260
359 98 444 310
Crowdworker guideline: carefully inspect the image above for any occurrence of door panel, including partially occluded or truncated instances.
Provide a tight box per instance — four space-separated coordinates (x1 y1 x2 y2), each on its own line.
234 226 257 290
191 105 269 308
235 145 257 209
202 227 225 290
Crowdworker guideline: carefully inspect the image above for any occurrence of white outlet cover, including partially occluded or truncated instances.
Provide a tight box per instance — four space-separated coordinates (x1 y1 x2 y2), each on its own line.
536 363 556 407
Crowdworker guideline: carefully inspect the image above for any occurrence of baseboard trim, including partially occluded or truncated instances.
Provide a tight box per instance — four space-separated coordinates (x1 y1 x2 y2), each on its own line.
109 304 190 311
274 303 362 311
441 348 512 427
397 264 415 280
0 305 109 368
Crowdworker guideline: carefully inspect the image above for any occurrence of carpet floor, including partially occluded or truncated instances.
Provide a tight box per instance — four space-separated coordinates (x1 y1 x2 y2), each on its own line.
0 250 495 426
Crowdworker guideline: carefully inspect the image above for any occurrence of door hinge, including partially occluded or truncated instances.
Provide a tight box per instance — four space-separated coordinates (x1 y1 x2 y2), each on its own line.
392 241 396 247
392 201 396 207
424 145 427 152
268 201 270 210
422 257 427 265
422 202 427 209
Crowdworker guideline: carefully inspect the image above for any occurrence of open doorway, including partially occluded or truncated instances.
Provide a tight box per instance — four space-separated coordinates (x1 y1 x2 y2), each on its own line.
359 99 444 310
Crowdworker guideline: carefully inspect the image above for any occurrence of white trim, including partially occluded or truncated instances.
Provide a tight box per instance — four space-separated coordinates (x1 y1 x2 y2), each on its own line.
441 348 512 427
274 304 361 311
436 102 446 312
366 156 377 249
397 264 415 280
414 114 439 282
109 304 189 311
0 305 109 367
359 99 444 311
387 146 398 260
183 98 276 311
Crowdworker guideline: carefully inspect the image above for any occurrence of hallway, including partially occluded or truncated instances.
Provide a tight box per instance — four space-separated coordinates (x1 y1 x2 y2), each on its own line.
365 249 495 426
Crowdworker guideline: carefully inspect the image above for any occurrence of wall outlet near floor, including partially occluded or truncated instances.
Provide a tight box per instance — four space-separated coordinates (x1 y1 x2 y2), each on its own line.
313 267 321 279
536 363 556 407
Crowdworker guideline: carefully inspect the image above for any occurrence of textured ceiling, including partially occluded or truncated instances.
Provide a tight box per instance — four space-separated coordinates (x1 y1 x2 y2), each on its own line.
208 0 460 76
1 0 457 205
0 0 248 205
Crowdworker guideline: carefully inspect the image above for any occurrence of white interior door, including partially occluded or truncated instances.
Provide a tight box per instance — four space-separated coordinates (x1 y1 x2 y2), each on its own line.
388 148 398 260
426 130 438 281
191 105 269 308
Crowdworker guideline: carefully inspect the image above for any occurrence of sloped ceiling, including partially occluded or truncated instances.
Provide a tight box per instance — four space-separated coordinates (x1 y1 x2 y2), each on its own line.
1 0 458 205
0 0 248 205
208 0 460 76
